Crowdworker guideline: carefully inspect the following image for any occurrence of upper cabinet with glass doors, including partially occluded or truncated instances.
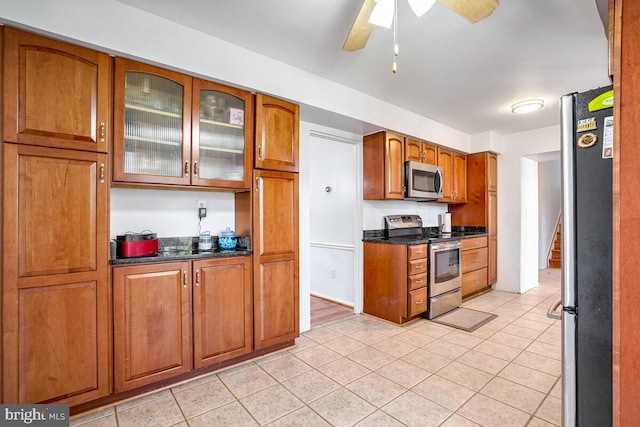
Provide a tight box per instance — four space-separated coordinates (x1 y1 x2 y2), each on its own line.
113 58 252 189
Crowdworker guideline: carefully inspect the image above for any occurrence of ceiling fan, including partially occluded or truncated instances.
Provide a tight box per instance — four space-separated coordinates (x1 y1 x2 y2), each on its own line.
343 0 500 51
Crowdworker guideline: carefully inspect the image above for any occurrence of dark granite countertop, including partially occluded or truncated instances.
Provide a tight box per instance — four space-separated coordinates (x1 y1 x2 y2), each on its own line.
110 235 252 265
111 248 252 265
363 226 487 245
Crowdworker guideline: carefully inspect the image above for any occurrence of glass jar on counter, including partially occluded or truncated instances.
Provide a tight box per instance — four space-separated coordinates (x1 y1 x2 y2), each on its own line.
219 227 237 250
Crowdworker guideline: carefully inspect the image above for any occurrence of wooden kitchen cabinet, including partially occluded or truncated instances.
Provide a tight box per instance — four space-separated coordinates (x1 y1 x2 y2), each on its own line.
437 147 467 203
2 143 110 405
3 27 112 153
113 58 253 189
193 256 252 368
405 138 437 165
363 242 428 324
461 236 489 298
112 256 253 392
255 94 299 172
113 262 192 392
253 170 300 349
450 152 498 286
363 131 405 200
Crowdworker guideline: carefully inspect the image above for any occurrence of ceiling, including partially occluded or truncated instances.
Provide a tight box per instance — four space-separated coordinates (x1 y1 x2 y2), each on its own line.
117 0 611 136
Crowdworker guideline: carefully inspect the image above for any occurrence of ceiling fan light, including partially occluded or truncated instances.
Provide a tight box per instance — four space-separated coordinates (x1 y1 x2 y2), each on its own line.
369 0 394 28
511 99 544 114
408 0 437 17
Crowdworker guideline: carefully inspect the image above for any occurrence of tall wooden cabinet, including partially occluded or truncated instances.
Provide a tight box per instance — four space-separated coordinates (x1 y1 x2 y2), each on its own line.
363 131 405 200
450 152 498 285
2 27 111 405
252 170 300 349
2 144 110 405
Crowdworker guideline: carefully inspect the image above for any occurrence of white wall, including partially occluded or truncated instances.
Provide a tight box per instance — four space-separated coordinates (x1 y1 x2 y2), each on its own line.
538 160 562 268
309 136 358 306
498 125 560 293
110 188 235 239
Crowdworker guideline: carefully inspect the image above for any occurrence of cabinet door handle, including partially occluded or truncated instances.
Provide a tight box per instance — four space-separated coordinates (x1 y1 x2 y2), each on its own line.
195 270 200 287
255 177 260 191
183 271 188 288
416 300 424 304
258 145 263 160
99 122 105 143
416 265 424 269
415 251 423 255
99 163 105 184
415 279 424 284
194 161 199 176
184 161 189 175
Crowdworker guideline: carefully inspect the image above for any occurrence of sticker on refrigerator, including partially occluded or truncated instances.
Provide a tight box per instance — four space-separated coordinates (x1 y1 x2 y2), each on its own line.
577 118 597 132
577 132 597 148
602 116 613 159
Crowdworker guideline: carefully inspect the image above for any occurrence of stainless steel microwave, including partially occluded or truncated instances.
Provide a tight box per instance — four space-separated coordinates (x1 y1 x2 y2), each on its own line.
404 161 443 200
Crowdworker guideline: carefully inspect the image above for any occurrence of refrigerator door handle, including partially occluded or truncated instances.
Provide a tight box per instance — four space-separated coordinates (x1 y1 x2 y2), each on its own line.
563 311 577 427
560 94 577 308
546 298 562 320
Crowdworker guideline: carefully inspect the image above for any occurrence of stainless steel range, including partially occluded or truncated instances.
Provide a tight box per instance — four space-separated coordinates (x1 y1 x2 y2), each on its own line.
428 240 462 319
382 215 462 319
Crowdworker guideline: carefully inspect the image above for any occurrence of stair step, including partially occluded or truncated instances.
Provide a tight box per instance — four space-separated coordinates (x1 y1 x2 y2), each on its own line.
554 240 561 250
552 249 561 257
549 259 561 268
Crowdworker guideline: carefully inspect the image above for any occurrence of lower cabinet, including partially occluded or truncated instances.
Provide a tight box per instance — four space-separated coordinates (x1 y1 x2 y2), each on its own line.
113 256 251 392
461 237 489 298
364 242 428 324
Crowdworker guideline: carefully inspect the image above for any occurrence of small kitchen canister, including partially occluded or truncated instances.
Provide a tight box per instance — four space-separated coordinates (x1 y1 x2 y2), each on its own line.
219 227 237 250
198 231 212 251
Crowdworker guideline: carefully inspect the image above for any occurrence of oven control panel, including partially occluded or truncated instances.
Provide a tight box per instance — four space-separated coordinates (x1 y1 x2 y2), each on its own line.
384 214 423 230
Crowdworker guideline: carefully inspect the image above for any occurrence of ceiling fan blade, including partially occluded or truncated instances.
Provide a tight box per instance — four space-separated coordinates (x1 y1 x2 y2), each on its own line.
438 0 499 23
343 0 376 51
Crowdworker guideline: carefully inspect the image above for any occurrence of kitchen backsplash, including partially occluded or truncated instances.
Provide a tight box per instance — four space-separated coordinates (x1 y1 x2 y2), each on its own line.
110 187 236 239
363 200 448 230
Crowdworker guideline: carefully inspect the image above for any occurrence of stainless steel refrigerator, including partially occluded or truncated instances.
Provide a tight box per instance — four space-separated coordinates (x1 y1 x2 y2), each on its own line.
550 86 613 426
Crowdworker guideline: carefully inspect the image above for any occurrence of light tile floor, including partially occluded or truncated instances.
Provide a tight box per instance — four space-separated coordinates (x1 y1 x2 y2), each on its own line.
72 269 562 427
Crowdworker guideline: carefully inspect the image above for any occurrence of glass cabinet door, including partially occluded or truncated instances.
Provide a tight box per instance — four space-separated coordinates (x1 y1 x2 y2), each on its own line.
192 79 252 189
113 58 192 185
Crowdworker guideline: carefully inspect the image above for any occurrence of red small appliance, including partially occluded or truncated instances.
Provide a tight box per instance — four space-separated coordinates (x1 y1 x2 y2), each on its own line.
116 232 158 258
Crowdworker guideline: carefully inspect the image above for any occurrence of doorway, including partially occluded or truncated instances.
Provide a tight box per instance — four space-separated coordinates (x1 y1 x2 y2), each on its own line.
308 131 362 326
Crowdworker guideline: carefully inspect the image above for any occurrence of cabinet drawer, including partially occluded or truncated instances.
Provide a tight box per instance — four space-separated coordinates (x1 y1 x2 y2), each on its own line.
408 258 428 275
462 236 488 250
408 288 428 317
462 267 489 297
408 244 428 260
408 273 427 291
462 247 488 273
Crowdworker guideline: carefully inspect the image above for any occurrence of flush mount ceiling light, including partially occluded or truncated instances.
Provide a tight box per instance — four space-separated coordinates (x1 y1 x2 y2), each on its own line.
511 99 544 114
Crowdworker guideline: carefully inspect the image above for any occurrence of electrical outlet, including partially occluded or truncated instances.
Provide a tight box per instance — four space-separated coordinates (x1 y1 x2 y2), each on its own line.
199 207 207 218
198 200 206 209
330 268 336 278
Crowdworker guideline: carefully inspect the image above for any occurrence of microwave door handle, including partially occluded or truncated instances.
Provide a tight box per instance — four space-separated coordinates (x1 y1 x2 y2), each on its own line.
436 169 443 194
